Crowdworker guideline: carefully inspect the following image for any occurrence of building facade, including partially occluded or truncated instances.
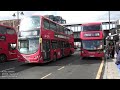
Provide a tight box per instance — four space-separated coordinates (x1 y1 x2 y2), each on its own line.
0 19 20 32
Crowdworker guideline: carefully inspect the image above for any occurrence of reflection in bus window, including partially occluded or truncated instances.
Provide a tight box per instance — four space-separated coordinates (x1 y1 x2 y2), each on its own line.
20 16 40 31
82 40 103 50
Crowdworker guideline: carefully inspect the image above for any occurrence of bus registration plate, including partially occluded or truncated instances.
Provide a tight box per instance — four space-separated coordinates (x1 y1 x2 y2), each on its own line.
89 55 94 57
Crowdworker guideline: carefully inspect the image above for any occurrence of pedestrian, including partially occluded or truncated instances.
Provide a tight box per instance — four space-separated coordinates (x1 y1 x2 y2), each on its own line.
105 42 111 59
111 42 115 58
115 42 120 65
115 42 120 55
108 42 112 58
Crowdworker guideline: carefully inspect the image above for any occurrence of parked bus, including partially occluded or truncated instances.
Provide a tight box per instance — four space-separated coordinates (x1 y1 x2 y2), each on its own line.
0 24 17 62
17 15 74 63
80 22 105 59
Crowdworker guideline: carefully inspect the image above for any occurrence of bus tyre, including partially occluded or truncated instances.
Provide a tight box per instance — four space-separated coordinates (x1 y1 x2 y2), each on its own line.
0 54 7 63
53 54 57 61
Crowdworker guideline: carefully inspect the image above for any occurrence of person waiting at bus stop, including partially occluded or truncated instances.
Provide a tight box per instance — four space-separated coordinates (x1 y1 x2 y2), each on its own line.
115 42 120 65
111 42 115 58
107 42 114 58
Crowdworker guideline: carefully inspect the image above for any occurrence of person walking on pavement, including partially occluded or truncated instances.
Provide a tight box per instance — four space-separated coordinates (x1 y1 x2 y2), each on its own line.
115 42 120 55
115 42 120 65
107 42 113 58
111 42 115 58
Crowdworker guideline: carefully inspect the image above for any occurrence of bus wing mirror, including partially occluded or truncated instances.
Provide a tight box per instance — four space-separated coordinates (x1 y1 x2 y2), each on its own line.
104 45 106 48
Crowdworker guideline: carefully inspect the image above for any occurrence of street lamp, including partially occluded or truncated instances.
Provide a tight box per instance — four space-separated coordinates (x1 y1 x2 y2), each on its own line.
12 11 24 20
12 11 24 32
108 11 110 31
12 11 24 25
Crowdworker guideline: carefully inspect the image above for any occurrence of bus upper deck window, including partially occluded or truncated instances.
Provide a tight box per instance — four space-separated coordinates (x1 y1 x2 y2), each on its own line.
7 28 15 35
0 26 7 34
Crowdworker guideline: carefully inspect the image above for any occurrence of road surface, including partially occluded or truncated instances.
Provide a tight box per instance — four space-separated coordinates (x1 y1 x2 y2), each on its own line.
0 50 102 79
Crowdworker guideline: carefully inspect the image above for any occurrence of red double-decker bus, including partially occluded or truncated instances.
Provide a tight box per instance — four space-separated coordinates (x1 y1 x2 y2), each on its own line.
0 24 17 62
80 22 105 59
17 15 74 63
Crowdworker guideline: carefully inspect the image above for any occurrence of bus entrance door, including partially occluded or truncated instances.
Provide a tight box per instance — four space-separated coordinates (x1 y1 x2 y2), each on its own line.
42 40 50 61
61 41 65 57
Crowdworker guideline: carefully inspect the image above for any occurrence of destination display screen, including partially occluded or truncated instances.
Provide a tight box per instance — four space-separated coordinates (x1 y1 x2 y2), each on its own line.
84 32 100 37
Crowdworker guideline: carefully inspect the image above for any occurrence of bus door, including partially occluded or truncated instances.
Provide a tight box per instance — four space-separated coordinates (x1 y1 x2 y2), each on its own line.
42 40 50 61
61 41 65 57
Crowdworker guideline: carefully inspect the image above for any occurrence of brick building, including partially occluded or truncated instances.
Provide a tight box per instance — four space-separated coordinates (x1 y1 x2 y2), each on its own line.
0 19 20 32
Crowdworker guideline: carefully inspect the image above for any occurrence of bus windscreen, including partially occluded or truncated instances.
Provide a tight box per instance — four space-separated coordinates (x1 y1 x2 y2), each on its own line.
83 25 101 31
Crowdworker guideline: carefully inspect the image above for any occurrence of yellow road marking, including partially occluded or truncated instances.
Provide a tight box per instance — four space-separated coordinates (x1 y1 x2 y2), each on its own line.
96 59 104 79
41 73 52 79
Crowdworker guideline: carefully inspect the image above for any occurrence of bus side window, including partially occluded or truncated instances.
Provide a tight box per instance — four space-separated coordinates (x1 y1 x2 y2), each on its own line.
61 26 64 33
67 43 70 48
56 24 60 32
51 40 57 49
60 26 63 33
68 29 70 35
65 28 68 35
50 22 56 31
65 42 67 48
43 19 50 30
0 26 7 34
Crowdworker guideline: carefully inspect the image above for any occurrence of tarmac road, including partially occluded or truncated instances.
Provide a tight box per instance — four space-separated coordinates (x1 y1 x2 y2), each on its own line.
0 50 102 79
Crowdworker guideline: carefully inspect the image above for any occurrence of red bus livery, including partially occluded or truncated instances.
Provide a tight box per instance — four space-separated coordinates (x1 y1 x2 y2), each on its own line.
17 15 74 63
0 24 17 62
80 22 105 58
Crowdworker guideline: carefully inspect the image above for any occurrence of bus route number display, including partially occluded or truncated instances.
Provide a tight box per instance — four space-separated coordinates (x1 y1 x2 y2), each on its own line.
84 32 100 37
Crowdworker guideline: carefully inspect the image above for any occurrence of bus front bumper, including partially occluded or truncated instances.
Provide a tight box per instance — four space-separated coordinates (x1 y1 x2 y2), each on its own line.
80 52 104 57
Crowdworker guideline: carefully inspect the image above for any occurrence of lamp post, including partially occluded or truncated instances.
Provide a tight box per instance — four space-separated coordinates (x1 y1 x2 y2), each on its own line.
109 11 110 31
12 11 24 32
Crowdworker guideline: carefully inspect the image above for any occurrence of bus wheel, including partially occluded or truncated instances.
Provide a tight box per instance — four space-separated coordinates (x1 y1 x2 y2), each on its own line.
0 54 7 63
53 54 57 61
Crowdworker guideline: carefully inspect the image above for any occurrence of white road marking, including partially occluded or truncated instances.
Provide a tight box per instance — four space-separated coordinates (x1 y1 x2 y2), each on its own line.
41 73 52 79
58 66 65 70
1 67 15 71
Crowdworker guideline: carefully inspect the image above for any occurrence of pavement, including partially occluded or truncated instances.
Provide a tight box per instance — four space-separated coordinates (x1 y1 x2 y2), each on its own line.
103 53 120 79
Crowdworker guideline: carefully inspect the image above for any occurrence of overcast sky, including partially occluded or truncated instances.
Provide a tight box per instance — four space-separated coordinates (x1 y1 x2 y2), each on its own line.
0 11 120 24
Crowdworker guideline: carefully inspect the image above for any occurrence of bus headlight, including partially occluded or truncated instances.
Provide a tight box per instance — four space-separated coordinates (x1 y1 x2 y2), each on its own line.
34 55 39 59
9 43 17 50
97 45 103 49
